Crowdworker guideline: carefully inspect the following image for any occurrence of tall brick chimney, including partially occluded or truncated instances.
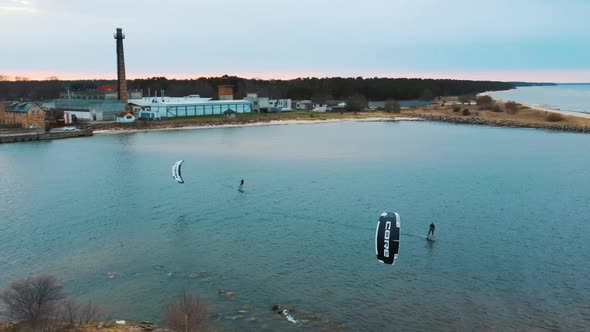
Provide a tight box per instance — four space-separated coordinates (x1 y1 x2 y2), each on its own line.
114 28 128 104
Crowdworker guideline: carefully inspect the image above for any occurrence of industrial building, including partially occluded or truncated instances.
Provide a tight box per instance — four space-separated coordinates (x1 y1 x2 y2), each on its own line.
131 95 252 120
0 102 45 129
131 85 252 120
244 93 269 112
244 93 291 112
47 99 126 121
57 87 142 101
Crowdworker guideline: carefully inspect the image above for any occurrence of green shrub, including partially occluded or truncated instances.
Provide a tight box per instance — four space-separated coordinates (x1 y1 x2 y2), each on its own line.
492 104 503 112
462 109 471 116
452 105 461 112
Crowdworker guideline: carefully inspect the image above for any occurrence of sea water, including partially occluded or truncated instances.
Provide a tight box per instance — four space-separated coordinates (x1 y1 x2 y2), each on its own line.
1 121 589 331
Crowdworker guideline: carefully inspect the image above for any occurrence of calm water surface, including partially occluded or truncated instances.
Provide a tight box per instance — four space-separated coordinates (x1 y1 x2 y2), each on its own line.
1 121 590 331
488 84 590 113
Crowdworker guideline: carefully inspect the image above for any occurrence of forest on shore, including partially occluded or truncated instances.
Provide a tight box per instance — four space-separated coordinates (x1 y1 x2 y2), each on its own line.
0 76 516 102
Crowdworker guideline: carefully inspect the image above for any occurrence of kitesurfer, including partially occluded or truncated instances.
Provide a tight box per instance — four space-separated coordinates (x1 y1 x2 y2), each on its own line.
239 179 244 188
427 222 435 237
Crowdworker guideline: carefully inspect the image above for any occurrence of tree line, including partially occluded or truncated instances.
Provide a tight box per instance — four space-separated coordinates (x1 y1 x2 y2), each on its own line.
0 76 515 102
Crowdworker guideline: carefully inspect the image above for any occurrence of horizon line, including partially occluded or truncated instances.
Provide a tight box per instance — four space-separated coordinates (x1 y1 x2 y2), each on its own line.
2 69 589 84
0 76 577 84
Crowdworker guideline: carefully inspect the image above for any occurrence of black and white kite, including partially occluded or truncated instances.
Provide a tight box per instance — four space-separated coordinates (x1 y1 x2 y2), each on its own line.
375 212 400 265
172 160 184 184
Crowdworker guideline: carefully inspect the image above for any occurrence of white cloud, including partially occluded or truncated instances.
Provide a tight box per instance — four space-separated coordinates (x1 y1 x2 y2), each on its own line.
0 0 37 13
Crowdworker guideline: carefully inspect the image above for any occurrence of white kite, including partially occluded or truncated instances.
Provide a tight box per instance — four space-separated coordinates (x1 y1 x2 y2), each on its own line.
172 160 184 184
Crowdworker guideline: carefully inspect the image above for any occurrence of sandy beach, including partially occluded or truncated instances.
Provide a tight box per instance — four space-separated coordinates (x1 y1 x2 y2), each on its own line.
93 117 419 135
522 104 590 119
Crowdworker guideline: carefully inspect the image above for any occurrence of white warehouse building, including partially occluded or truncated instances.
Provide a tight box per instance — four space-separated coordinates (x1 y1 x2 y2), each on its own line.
129 95 252 120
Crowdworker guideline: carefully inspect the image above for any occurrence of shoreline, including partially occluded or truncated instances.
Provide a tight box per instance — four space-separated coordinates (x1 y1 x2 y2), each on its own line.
0 128 93 144
408 113 590 133
93 117 419 135
520 103 590 119
79 101 590 136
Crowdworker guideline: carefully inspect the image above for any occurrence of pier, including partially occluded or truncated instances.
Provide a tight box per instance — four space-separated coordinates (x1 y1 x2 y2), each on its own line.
0 128 93 144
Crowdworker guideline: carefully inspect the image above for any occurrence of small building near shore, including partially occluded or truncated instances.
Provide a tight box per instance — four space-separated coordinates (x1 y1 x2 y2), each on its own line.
115 111 136 123
63 109 102 122
244 93 269 112
244 93 291 113
294 100 313 110
0 102 45 129
223 109 237 118
268 99 292 112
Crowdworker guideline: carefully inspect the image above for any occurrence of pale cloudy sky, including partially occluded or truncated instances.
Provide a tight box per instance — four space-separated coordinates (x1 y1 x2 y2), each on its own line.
1 0 589 82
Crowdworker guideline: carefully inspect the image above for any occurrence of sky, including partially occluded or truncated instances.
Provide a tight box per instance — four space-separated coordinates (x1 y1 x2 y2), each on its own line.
1 0 589 82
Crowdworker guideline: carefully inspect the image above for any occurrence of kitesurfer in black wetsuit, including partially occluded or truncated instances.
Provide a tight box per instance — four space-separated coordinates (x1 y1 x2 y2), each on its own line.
239 179 244 188
428 222 435 237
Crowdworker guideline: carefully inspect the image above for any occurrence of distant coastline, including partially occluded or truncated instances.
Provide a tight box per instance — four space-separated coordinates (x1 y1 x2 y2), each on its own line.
484 84 590 115
511 81 558 87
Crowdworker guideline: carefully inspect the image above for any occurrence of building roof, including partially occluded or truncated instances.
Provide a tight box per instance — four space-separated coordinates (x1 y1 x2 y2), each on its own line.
6 102 40 113
129 95 212 107
223 109 237 114
97 85 118 92
129 95 251 107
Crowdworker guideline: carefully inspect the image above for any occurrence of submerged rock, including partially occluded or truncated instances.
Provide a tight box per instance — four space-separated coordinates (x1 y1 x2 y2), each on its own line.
305 314 318 322
218 289 236 297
